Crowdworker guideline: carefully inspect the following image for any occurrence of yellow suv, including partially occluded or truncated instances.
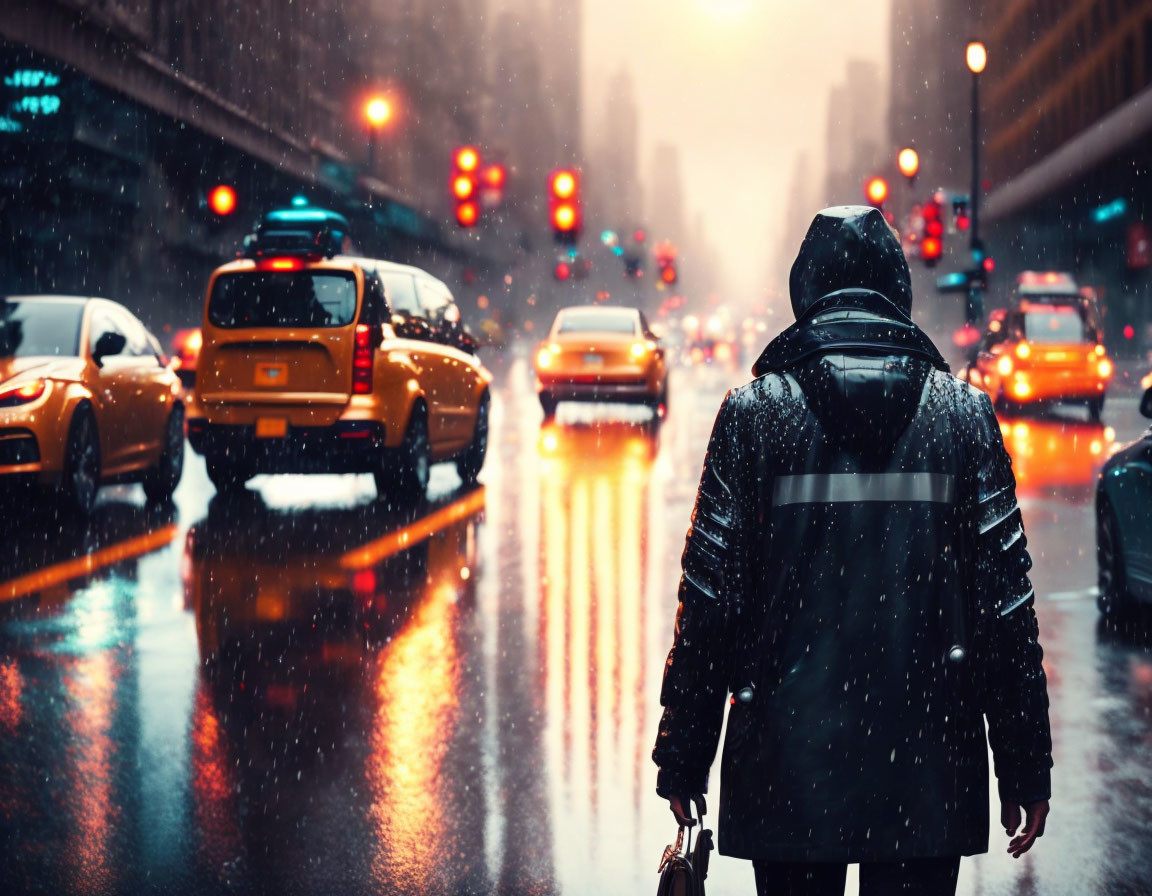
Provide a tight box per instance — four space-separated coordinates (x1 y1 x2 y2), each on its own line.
186 209 491 501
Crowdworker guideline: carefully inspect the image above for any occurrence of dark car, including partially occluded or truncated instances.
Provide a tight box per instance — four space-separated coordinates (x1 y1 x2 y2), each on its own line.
1096 386 1152 617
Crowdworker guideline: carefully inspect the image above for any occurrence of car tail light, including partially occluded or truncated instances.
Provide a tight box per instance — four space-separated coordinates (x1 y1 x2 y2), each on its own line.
996 355 1013 377
0 379 46 407
630 341 648 359
257 257 304 271
353 324 376 394
1012 378 1032 399
1094 344 1106 356
536 344 559 369
1098 358 1113 378
1015 342 1031 360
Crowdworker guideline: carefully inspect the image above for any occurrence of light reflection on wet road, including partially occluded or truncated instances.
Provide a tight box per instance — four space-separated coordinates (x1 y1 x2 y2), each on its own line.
0 360 1150 894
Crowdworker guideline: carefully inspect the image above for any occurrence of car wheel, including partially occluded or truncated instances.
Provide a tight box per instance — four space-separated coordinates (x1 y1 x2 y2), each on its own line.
1097 497 1129 618
1087 394 1105 423
456 393 489 485
143 406 185 503
206 451 252 495
377 404 430 503
539 391 558 419
60 406 101 515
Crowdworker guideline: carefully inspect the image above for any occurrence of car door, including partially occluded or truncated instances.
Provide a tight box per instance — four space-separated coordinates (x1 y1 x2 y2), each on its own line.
380 272 448 442
415 279 475 447
115 307 174 467
87 304 138 472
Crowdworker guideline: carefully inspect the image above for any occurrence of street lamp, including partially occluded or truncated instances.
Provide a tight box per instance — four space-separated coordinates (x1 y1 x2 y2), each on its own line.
966 40 987 324
363 94 393 172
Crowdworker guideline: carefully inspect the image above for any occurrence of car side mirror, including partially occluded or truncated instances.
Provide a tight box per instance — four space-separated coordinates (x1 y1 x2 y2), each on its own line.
93 331 127 366
1141 386 1152 419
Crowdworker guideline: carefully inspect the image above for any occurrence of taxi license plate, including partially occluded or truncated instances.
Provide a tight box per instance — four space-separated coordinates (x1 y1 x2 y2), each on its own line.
255 363 287 386
256 417 287 438
583 353 603 366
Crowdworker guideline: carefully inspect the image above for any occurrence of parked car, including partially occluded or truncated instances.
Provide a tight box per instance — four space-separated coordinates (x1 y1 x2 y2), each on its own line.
1096 385 1152 617
0 295 184 512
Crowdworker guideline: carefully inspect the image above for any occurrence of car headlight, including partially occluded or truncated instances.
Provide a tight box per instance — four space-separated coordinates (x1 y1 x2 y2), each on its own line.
996 355 1013 376
0 379 47 407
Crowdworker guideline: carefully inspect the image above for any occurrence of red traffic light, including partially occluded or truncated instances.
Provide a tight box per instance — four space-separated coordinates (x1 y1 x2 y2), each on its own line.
554 261 571 281
454 146 480 173
552 204 577 232
550 169 578 199
865 177 889 206
955 214 971 231
452 174 476 201
660 265 677 284
482 164 506 189
921 236 942 261
455 201 479 227
208 184 237 216
982 256 995 273
926 219 944 238
633 229 647 244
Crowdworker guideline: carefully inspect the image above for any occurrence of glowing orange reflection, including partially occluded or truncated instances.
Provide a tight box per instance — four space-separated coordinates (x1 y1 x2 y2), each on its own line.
190 685 243 870
0 658 22 734
537 421 660 873
367 559 464 888
63 652 118 894
998 416 1114 496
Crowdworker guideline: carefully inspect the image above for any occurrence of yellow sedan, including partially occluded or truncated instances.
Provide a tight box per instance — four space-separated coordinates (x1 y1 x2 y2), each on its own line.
0 295 184 513
534 305 668 417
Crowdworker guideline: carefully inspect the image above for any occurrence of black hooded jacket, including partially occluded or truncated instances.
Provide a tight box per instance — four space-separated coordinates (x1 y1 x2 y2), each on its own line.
653 207 1051 863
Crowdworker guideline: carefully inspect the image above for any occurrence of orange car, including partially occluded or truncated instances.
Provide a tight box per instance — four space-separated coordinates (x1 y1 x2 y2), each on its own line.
533 305 668 417
0 295 184 512
186 208 491 500
965 298 1113 420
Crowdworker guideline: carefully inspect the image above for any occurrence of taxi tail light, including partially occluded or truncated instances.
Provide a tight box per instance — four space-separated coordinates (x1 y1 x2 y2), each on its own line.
257 257 305 271
353 324 376 394
1097 358 1113 379
0 379 46 407
630 341 648 359
1014 342 1031 360
996 355 1013 377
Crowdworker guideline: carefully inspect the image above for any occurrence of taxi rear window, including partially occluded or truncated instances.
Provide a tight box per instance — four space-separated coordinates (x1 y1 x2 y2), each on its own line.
1022 310 1090 343
208 271 357 328
556 311 638 334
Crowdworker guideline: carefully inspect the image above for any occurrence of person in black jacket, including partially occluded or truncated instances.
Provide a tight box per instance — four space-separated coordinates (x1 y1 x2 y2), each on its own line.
653 206 1051 896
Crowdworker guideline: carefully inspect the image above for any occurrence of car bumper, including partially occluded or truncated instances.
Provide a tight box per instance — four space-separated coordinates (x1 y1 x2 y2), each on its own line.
187 419 387 474
0 428 51 484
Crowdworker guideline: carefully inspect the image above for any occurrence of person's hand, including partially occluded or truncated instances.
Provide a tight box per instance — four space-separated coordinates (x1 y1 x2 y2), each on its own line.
667 793 705 827
1002 799 1049 858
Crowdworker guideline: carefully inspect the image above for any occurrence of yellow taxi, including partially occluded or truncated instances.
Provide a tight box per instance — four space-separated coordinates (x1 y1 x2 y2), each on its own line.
186 209 491 501
533 305 668 417
0 295 185 512
965 272 1112 420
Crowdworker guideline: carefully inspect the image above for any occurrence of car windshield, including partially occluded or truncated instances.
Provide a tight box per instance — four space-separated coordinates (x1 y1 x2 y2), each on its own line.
1022 310 1090 343
208 271 357 328
556 311 637 335
0 300 84 358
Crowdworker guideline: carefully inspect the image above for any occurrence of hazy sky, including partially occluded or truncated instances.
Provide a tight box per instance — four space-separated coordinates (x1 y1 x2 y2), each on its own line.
582 0 892 302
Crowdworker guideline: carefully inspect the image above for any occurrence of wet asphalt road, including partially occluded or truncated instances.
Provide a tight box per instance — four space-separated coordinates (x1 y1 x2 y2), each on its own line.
1 355 1151 896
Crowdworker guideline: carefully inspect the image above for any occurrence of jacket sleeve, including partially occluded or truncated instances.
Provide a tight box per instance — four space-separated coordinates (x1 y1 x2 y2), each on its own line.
653 392 752 797
969 392 1053 804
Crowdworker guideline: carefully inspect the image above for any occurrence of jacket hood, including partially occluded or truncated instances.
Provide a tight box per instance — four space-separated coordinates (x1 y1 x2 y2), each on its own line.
789 206 913 319
751 288 948 378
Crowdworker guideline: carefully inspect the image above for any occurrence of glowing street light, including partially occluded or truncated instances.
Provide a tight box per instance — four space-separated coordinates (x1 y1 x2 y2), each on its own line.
966 41 987 74
364 96 392 128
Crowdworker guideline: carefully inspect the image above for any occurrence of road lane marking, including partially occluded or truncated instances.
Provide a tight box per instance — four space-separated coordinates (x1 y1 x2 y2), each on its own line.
0 524 180 603
339 488 486 570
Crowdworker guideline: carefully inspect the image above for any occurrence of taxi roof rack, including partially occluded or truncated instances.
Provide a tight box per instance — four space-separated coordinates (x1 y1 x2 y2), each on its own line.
243 208 350 260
